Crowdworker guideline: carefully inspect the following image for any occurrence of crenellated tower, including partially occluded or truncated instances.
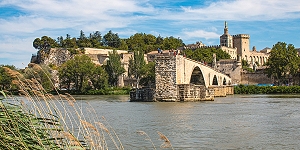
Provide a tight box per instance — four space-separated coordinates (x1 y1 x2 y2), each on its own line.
232 34 250 60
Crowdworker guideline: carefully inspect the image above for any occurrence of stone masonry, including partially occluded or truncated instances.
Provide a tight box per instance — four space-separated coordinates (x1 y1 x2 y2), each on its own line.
155 55 177 101
153 54 233 102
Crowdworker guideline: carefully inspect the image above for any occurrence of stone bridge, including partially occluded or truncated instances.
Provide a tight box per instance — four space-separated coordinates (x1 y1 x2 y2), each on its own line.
155 54 233 101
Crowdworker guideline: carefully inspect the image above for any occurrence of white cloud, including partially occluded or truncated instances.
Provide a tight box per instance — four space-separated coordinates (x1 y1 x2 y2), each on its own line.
178 0 300 21
182 29 220 40
0 36 36 68
0 0 300 68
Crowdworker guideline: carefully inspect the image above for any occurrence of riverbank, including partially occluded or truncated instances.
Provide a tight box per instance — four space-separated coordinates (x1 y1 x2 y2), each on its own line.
56 87 131 95
234 84 300 94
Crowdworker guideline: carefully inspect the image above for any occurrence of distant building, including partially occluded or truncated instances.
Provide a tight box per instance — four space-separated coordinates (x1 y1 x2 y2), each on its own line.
220 21 270 67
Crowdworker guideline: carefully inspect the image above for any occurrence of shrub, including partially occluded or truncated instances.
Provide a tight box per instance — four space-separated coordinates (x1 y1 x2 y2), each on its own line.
234 85 300 94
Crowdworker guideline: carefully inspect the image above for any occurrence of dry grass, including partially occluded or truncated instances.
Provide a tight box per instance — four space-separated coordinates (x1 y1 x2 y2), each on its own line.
157 131 174 149
1 66 175 150
1 67 125 150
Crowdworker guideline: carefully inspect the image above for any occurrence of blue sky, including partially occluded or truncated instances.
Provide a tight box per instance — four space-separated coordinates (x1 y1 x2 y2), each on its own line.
0 0 300 68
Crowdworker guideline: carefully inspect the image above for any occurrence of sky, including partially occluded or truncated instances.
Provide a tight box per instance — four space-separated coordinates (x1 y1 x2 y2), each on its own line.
0 0 299 68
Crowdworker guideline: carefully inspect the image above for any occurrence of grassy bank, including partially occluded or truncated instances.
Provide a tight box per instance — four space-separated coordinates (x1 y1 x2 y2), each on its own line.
234 84 300 94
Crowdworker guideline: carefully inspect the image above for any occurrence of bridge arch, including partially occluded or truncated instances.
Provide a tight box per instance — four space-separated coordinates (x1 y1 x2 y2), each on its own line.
212 75 218 85
223 77 227 85
190 66 205 86
176 55 232 88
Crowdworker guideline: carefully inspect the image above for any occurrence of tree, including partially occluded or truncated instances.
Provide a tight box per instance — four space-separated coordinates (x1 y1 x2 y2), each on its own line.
57 36 65 47
265 42 300 85
105 50 125 86
23 64 53 92
118 39 128 50
58 55 95 91
89 31 102 48
140 62 155 87
0 65 16 90
156 35 164 46
33 36 58 50
103 30 121 48
63 34 77 48
162 36 184 50
184 47 231 63
126 33 156 53
128 50 146 88
58 59 75 90
77 30 92 48
90 65 108 90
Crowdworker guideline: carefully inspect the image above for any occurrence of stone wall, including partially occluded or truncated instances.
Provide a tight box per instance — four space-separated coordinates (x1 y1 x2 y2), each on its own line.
216 59 241 84
155 55 177 101
178 84 214 101
241 71 273 85
130 87 155 102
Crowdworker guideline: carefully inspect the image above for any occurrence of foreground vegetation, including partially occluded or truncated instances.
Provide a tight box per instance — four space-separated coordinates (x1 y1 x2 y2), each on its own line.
0 67 174 149
234 84 300 94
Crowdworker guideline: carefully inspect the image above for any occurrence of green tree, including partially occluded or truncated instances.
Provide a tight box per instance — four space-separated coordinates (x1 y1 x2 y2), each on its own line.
118 39 128 50
156 35 164 47
105 50 125 86
128 50 146 88
58 55 95 91
23 64 53 92
89 31 102 48
64 34 78 48
58 59 75 90
90 65 108 90
77 30 92 48
57 36 65 47
103 30 121 48
184 47 231 63
140 62 155 87
162 36 184 50
33 36 58 50
265 42 300 85
241 59 254 72
0 65 16 90
127 33 146 51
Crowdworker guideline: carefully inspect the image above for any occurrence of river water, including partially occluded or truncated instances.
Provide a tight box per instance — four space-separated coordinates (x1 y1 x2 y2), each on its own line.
69 94 300 150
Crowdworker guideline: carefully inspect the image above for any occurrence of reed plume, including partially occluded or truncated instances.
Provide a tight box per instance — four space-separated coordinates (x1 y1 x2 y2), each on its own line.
157 131 174 149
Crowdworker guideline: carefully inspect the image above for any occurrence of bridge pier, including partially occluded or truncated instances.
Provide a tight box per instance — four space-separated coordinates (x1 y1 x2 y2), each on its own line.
208 85 234 97
154 55 178 101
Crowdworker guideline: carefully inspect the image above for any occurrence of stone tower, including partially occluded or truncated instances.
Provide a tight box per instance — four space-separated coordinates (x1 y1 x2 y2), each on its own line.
220 21 233 48
233 34 250 60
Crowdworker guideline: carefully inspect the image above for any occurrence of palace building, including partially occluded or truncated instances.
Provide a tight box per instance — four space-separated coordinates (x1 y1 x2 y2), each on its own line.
220 21 270 67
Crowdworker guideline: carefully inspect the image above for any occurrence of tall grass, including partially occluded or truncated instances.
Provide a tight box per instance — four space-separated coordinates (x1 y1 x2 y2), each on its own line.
1 66 125 149
1 66 174 149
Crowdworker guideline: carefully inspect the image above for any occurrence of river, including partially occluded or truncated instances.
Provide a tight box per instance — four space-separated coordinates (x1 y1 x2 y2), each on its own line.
67 94 300 149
